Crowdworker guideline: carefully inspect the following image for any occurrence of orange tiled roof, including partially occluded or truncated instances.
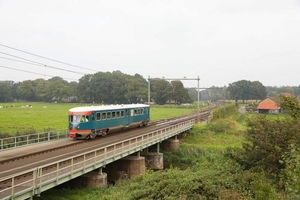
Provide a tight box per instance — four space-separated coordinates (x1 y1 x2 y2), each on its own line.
257 98 280 110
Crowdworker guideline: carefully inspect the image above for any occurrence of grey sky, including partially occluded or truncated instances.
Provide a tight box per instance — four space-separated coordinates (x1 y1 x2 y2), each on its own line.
0 0 299 88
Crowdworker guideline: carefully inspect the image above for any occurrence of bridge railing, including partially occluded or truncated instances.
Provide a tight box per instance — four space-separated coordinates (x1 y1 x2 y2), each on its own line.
0 129 68 151
0 119 194 200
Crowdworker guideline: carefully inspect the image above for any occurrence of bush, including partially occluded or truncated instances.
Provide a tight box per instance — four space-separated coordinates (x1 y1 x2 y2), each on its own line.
207 119 236 134
280 144 300 199
233 114 300 182
213 103 238 120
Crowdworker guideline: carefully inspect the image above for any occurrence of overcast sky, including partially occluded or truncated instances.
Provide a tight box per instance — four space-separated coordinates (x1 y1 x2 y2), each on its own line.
0 0 299 88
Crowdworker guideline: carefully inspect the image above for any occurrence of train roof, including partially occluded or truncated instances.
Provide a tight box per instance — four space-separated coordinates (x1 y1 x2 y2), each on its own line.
69 104 149 113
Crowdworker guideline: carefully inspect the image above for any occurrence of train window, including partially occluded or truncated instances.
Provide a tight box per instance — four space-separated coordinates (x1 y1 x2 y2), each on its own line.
112 111 116 119
102 112 106 120
116 111 120 118
141 108 144 114
92 114 95 121
80 115 85 122
121 110 125 117
96 113 101 121
71 115 81 123
134 109 137 115
80 115 89 122
138 109 141 115
107 112 111 119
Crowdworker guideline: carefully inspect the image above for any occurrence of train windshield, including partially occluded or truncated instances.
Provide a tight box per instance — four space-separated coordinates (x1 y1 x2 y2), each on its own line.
69 115 82 123
69 115 89 123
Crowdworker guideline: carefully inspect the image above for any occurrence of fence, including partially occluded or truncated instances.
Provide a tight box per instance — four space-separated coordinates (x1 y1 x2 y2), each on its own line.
0 129 68 151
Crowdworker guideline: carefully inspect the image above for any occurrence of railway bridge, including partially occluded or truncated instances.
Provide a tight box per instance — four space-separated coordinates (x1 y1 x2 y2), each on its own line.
0 112 211 200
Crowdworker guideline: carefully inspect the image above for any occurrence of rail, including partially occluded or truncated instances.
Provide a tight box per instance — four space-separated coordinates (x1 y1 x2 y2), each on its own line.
0 130 68 151
0 119 195 200
0 105 216 152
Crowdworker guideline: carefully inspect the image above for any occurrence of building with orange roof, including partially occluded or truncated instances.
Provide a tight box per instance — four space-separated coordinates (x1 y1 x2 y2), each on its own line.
257 97 281 114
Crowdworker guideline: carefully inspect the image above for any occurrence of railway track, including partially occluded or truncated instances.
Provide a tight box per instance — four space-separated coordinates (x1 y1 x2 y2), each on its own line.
0 108 213 166
0 109 213 180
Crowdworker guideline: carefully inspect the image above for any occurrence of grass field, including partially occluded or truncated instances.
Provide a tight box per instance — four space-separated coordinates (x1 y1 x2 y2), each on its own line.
0 102 196 135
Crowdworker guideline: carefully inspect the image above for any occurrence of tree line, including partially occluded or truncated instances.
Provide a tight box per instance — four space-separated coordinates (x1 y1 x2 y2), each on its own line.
0 72 299 103
195 80 300 102
0 71 192 104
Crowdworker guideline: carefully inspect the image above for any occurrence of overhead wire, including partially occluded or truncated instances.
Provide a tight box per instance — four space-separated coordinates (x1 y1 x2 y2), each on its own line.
0 43 97 72
0 64 78 81
0 44 99 81
0 53 87 75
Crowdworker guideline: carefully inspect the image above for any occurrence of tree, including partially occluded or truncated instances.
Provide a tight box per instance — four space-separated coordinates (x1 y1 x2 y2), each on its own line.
0 82 13 102
124 73 148 103
295 85 300 97
45 78 71 102
34 79 48 101
187 88 198 102
77 74 94 102
91 72 114 104
10 82 19 101
278 86 294 96
228 80 266 102
279 95 300 120
170 81 191 104
77 71 148 104
150 79 172 105
17 80 35 101
68 81 78 102
251 81 267 101
109 71 128 103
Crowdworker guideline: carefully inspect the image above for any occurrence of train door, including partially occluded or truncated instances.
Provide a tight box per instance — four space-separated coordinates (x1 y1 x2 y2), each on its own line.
125 109 130 125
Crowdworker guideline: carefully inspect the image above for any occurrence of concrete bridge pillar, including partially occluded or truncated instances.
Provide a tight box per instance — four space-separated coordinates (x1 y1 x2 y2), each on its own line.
69 168 107 188
161 138 180 151
103 155 145 182
177 132 187 139
143 152 164 170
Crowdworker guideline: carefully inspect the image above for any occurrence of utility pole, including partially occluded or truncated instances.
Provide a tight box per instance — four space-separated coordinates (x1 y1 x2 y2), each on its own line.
148 75 151 105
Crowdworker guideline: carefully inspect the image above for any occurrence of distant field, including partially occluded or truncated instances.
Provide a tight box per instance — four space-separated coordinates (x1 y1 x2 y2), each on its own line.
0 102 195 135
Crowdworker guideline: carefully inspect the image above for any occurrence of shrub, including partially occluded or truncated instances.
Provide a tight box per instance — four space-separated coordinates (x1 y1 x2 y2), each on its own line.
213 103 238 120
234 114 300 180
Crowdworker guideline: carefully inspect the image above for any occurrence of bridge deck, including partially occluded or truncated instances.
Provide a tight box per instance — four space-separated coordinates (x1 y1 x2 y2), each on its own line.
0 139 72 163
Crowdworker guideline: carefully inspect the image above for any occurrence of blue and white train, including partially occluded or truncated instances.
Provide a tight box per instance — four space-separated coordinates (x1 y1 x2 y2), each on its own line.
68 104 150 139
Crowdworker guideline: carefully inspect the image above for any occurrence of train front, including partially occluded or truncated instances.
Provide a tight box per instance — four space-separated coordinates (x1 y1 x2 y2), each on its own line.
68 108 92 139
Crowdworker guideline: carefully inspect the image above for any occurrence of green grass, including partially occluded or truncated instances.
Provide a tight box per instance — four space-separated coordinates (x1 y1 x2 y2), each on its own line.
0 102 77 134
150 107 196 121
184 122 245 150
0 102 196 135
265 114 287 120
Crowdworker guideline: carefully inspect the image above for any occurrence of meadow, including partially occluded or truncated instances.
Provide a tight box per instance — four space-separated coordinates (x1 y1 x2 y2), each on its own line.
0 102 196 136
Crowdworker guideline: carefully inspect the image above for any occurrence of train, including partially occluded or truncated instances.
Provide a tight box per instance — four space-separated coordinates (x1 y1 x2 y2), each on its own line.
68 104 150 139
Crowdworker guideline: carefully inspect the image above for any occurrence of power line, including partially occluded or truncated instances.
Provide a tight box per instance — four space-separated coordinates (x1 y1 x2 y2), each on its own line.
0 56 38 66
0 43 97 72
0 65 78 81
0 54 87 75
